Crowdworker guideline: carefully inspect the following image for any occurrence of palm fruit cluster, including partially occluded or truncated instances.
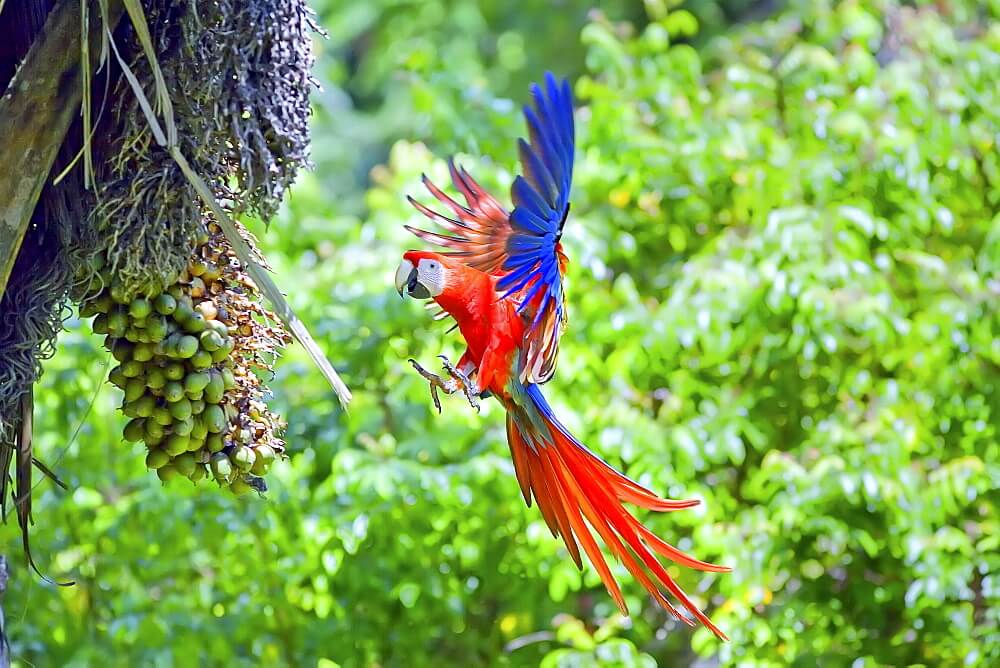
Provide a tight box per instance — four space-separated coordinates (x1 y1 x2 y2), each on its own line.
77 222 291 495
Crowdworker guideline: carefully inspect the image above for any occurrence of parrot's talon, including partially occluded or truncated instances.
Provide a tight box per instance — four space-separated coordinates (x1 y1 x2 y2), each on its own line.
410 355 482 412
438 355 481 412
409 358 450 412
468 382 482 413
430 386 442 413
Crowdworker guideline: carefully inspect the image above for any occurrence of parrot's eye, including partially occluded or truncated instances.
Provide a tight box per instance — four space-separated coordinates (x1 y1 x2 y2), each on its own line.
406 258 444 298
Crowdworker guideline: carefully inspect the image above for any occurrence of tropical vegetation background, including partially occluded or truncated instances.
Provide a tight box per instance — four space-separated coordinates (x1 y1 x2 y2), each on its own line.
3 0 998 665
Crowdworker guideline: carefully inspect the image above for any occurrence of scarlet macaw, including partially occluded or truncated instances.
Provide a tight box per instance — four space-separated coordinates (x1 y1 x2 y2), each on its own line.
394 73 729 639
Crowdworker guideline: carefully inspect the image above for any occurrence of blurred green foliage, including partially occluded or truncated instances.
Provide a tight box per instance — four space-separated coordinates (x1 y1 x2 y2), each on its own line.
3 0 999 666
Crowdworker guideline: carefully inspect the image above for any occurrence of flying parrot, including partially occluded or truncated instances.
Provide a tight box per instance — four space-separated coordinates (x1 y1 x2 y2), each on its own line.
394 73 729 639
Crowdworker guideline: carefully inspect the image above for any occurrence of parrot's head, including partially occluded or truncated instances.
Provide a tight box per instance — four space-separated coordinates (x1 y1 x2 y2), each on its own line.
395 251 452 300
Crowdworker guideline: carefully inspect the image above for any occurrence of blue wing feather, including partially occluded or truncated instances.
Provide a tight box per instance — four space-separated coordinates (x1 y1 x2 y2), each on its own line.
508 205 550 236
512 177 553 220
518 146 555 202
498 262 539 293
502 73 574 307
498 72 575 382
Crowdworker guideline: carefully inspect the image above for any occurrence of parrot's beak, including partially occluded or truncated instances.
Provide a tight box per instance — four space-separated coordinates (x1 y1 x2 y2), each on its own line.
395 259 425 299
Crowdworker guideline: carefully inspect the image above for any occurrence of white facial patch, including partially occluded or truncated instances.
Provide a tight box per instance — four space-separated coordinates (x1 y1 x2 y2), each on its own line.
417 258 445 297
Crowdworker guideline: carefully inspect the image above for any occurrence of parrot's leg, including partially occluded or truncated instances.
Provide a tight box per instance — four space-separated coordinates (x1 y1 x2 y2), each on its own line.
458 361 492 400
407 356 483 413
408 358 451 413
437 355 481 412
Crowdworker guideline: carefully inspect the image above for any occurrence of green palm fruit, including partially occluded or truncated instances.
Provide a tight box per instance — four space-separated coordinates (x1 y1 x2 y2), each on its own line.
205 434 224 453
91 294 112 313
123 418 145 442
121 360 145 378
206 320 228 336
164 382 185 403
152 407 174 427
108 365 128 389
220 367 237 391
160 333 180 358
203 405 227 433
156 464 180 482
184 371 210 394
154 293 177 315
133 395 157 418
230 445 255 472
173 452 197 477
124 379 146 403
146 448 170 470
129 297 152 319
210 338 235 362
199 330 225 352
145 434 165 448
80 301 100 318
168 398 193 421
132 342 154 362
146 316 169 341
110 283 129 304
164 362 186 381
176 335 199 359
190 350 213 369
107 310 128 335
173 417 195 437
188 464 208 483
164 434 190 456
251 445 276 476
173 301 195 325
229 478 253 496
111 340 134 362
186 434 206 453
189 416 209 441
146 367 166 389
210 452 233 483
203 372 225 404
92 313 110 334
144 420 166 441
183 312 207 334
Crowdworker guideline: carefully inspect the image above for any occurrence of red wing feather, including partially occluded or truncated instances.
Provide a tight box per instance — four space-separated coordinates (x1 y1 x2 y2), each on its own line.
406 160 513 275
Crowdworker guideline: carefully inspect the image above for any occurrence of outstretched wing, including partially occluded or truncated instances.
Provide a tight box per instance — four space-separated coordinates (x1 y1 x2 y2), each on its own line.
406 72 575 383
405 159 514 275
499 72 574 383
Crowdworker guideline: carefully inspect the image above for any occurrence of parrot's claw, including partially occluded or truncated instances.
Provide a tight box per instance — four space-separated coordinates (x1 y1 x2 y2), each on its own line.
408 358 449 413
407 356 482 413
437 355 481 413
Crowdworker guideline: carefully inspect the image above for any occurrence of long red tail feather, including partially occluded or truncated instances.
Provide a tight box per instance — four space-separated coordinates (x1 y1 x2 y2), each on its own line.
506 405 730 640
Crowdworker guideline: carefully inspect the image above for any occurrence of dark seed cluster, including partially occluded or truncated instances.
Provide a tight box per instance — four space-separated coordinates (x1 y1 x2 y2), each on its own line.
78 222 290 495
93 0 318 302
